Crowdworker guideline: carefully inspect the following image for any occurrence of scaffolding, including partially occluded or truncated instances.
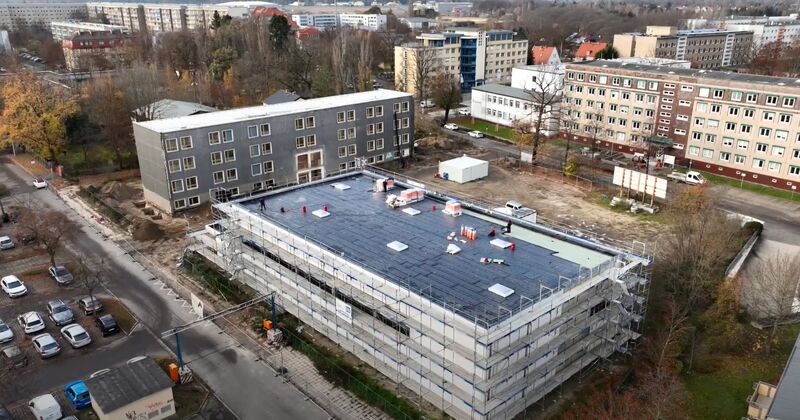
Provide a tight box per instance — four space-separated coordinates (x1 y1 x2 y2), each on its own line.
194 169 652 420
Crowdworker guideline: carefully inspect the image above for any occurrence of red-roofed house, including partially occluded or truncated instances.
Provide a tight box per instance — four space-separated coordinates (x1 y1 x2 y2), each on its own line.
574 42 607 61
531 46 560 66
252 7 299 29
296 27 321 41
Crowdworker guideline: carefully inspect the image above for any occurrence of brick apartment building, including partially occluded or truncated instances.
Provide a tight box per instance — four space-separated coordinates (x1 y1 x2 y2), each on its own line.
562 60 800 190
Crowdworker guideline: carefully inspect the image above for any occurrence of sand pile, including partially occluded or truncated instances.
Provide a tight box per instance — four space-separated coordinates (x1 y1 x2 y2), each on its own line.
101 181 140 201
131 219 165 241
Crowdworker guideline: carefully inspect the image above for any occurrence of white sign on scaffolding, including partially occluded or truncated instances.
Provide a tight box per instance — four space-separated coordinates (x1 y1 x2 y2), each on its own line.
335 299 352 324
612 166 668 199
190 293 204 319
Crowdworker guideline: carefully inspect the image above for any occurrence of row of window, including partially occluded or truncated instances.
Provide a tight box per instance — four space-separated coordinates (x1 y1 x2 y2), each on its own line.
696 102 794 124
566 72 660 91
691 124 791 141
687 146 800 175
697 88 797 109
689 133 800 155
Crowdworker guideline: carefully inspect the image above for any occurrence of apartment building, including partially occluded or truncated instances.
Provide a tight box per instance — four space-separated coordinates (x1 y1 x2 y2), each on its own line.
86 2 249 33
290 13 386 31
613 26 753 69
395 29 527 95
687 15 800 47
747 332 800 420
51 20 129 40
61 26 135 70
0 2 88 30
192 169 650 420
470 83 560 134
562 60 800 190
132 89 415 215
431 1 472 15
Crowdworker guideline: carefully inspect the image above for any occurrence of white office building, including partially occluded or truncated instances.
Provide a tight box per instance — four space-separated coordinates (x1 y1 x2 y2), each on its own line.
686 14 800 47
51 20 130 40
470 83 560 134
291 13 386 31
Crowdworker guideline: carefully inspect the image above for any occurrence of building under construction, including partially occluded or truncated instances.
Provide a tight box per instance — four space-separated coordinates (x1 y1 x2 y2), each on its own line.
191 169 651 420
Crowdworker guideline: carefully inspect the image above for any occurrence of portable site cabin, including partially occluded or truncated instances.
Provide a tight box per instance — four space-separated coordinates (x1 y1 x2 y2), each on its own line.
438 155 489 184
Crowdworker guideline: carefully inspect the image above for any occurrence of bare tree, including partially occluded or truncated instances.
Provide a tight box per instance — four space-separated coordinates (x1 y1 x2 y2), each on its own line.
410 45 436 101
559 99 580 171
357 33 374 92
524 68 563 165
332 29 353 94
74 256 110 306
117 62 165 122
15 209 77 268
430 73 462 123
746 253 800 355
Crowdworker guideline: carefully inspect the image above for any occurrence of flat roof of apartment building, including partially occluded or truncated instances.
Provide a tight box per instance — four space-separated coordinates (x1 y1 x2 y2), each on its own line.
135 89 411 134
569 60 800 88
233 173 615 325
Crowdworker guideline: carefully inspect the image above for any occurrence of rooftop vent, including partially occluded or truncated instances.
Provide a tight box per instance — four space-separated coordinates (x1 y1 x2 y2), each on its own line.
331 183 351 191
488 283 515 298
402 208 421 216
387 241 408 252
490 238 513 249
312 209 330 218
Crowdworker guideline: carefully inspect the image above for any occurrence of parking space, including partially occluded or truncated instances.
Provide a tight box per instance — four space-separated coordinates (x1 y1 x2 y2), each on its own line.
6 386 83 420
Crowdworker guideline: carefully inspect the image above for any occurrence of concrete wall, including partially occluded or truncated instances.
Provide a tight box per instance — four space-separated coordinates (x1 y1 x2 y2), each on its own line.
96 388 175 420
132 124 171 214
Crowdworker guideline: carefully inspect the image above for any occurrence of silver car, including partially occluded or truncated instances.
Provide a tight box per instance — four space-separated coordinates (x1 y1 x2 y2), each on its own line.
46 300 74 326
48 266 73 286
0 319 12 343
31 333 61 358
17 311 45 334
60 324 91 349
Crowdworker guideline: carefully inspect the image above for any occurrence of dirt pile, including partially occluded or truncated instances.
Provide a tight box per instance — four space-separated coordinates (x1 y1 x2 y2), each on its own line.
101 181 141 201
131 219 165 241
416 136 468 150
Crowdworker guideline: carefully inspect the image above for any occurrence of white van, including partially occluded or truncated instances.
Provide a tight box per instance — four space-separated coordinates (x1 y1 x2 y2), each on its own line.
29 394 62 420
0 236 14 250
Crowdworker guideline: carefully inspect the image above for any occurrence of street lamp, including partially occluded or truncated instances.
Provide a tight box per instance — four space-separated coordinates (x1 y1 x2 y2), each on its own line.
792 186 797 200
740 173 746 188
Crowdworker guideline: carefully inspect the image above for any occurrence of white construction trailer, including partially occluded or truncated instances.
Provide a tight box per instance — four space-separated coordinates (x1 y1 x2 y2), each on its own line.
438 155 489 184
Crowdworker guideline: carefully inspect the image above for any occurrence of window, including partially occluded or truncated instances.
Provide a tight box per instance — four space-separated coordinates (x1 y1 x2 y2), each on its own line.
347 144 357 156
165 138 178 152
210 151 223 165
375 105 384 117
260 123 271 136
777 130 789 141
171 179 183 193
689 146 700 156
402 101 409 112
367 124 375 135
744 108 755 118
402 117 409 128
338 146 347 158
692 132 702 141
723 137 734 147
376 138 384 149
760 127 772 138
702 148 714 159
748 93 760 103
366 107 374 118
174 199 186 209
367 140 375 151
720 151 731 162
711 104 721 113
222 129 233 143
763 111 775 121
713 89 724 99
213 171 225 184
250 144 261 158
698 87 710 98
694 117 705 127
752 158 765 169
168 159 181 173
772 146 785 156
263 161 274 173
791 166 800 176
338 129 346 141
756 143 768 153
737 139 749 150
183 156 195 170
224 149 235 162
784 97 796 108
186 176 198 190
294 118 305 130
225 168 237 181
735 155 746 165
180 136 193 149
376 122 384 133
725 122 736 131
347 127 356 139
187 196 200 206
741 124 752 134
728 107 739 116
305 116 315 128
708 119 719 128
731 91 742 101
347 110 356 121
307 134 316 146
296 136 306 148
337 111 346 123
697 102 708 112
248 125 259 138
780 114 792 124
706 134 716 143
261 142 272 155
766 95 778 105
251 163 262 176
208 132 220 145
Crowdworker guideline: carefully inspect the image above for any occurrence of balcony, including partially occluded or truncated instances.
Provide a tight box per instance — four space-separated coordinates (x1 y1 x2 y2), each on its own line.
746 381 776 420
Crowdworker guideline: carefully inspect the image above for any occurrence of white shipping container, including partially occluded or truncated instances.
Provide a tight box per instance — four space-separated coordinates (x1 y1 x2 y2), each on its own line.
438 155 489 184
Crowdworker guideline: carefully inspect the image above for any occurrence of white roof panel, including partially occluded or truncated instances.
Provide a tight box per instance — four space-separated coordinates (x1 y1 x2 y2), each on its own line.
488 283 515 298
440 155 488 170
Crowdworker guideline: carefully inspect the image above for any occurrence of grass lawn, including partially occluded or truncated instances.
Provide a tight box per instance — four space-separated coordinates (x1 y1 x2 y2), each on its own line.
101 298 137 334
450 117 514 142
697 170 800 202
683 323 800 420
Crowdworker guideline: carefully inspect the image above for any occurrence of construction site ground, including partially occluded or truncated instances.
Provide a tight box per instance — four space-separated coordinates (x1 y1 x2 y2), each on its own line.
402 137 665 250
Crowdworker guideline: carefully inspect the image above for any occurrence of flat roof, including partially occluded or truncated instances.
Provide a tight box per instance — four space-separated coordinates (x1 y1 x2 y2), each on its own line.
768 333 800 418
84 357 174 413
135 89 411 134
440 155 487 170
569 60 800 88
234 173 614 325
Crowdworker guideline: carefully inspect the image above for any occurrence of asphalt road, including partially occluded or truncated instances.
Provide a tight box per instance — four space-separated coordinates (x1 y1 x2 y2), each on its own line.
0 159 330 420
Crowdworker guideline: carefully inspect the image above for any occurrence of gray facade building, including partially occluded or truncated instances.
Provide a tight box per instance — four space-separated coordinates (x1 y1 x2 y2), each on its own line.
132 89 415 215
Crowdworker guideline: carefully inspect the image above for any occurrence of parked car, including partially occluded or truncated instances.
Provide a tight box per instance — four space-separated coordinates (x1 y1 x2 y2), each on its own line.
1 344 28 369
1 275 27 298
457 108 471 116
468 131 484 138
443 123 459 130
78 296 103 315
48 266 73 286
61 324 91 348
0 319 13 343
32 178 47 189
28 394 62 420
95 314 119 337
17 311 45 334
63 381 91 410
47 299 75 326
0 236 14 250
419 99 435 108
31 333 61 358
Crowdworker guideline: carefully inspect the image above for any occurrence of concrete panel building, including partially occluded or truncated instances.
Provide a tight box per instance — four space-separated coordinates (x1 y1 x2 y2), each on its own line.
86 2 252 33
470 83 560 134
191 169 650 420
132 89 415 214
0 2 88 30
290 13 386 31
61 26 135 71
51 20 130 41
613 26 753 69
395 29 528 94
686 15 800 48
561 59 800 190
